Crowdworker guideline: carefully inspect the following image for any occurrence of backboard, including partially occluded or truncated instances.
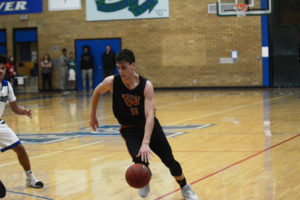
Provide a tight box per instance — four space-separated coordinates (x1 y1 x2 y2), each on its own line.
216 0 272 16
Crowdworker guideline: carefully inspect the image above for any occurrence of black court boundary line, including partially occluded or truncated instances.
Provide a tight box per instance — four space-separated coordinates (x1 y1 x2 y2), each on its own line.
154 134 300 200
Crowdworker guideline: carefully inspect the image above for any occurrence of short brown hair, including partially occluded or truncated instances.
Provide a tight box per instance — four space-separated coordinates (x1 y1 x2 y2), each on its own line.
115 49 135 64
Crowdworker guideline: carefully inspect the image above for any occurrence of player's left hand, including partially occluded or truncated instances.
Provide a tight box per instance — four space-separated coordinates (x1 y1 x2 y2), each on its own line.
24 109 32 119
136 143 154 163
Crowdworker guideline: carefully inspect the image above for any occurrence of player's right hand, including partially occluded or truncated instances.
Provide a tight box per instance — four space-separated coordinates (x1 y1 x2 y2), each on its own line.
89 115 99 131
24 109 32 119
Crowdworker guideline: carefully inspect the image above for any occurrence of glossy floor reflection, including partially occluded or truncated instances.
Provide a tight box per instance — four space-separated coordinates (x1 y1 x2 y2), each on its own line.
0 88 299 200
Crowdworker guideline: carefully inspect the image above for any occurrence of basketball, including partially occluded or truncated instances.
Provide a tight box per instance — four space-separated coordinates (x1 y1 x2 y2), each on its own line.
125 163 151 189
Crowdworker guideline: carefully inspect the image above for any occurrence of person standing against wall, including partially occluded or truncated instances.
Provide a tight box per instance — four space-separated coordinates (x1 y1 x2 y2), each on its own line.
68 51 76 91
60 48 69 92
80 45 94 91
101 45 116 79
5 56 17 90
40 54 52 91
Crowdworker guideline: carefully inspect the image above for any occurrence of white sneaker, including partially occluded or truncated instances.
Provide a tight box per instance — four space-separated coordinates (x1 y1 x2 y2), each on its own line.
181 184 198 200
138 184 150 198
26 177 44 188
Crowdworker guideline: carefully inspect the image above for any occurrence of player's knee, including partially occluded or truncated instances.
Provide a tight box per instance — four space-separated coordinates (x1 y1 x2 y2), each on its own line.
163 159 182 176
12 144 25 154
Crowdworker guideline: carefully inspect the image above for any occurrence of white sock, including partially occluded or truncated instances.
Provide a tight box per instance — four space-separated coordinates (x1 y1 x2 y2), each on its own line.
25 170 34 179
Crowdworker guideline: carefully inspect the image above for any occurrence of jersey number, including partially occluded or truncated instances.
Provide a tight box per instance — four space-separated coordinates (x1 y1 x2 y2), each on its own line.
130 107 139 116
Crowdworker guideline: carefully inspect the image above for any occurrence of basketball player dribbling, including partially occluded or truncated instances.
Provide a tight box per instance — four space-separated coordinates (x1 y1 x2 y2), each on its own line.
0 55 43 188
89 49 198 199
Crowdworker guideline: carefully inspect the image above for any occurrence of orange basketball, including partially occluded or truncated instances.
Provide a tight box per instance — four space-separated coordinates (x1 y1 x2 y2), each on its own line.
125 163 151 188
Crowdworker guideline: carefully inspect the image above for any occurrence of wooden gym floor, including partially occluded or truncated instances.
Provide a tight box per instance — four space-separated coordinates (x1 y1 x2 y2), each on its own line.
0 88 299 200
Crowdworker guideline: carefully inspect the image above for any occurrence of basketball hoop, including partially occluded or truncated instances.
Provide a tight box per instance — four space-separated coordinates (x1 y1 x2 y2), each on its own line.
234 4 249 17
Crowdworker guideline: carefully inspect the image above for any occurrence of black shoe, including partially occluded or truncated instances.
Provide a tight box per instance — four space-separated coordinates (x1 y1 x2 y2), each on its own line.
0 180 6 198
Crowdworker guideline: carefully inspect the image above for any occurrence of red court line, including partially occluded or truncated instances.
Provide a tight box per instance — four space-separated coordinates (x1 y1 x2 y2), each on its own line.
154 134 300 200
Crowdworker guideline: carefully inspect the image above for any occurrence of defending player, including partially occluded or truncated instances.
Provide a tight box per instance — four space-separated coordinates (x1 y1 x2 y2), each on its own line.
0 55 43 188
89 49 198 199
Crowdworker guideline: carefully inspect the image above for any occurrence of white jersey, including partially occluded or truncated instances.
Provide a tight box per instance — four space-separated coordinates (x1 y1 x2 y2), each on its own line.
0 80 16 118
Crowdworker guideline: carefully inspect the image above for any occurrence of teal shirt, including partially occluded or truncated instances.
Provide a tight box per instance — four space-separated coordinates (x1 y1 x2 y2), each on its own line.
69 58 76 71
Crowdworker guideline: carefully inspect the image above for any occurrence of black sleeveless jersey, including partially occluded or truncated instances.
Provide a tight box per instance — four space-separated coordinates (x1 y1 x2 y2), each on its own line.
113 74 147 125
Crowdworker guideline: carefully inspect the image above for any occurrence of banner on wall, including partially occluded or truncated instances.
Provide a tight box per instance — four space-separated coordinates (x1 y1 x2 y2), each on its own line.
0 0 43 15
48 0 81 11
86 0 169 21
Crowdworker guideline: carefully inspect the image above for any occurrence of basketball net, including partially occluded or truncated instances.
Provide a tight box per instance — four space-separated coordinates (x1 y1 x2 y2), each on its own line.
234 4 249 17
